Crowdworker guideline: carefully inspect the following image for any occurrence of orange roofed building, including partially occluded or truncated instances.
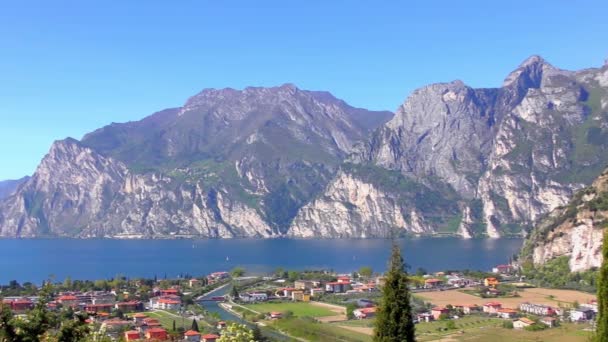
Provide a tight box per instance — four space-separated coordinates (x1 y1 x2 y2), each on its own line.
202 334 219 342
124 330 141 341
145 327 168 340
184 330 201 342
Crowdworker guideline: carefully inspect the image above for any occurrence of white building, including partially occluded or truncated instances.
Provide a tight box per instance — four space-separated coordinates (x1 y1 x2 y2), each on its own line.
149 296 181 311
570 308 594 322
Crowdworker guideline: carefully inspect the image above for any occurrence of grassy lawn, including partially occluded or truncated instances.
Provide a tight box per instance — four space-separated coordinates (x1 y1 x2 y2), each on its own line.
271 317 372 342
244 302 336 317
441 322 594 342
415 316 503 341
332 317 593 342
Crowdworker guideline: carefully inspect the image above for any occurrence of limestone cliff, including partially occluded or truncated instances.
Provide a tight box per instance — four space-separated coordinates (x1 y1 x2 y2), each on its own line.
520 168 608 271
291 56 608 238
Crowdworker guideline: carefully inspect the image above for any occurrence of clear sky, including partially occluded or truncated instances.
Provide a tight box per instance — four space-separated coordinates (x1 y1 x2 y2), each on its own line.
0 1 607 180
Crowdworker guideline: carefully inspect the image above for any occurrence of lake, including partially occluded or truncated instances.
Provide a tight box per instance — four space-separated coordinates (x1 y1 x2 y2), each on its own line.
0 238 523 284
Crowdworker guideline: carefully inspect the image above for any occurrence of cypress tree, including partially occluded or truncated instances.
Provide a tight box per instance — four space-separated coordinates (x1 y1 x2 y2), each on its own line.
597 229 608 342
231 285 240 299
374 241 416 341
172 319 176 332
191 319 199 332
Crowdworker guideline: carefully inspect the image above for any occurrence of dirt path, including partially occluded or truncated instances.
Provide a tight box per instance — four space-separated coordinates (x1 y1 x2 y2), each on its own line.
311 301 347 322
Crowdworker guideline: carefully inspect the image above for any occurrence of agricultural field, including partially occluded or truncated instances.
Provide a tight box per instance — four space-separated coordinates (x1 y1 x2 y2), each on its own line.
417 287 596 309
333 317 594 342
433 322 594 342
243 301 339 318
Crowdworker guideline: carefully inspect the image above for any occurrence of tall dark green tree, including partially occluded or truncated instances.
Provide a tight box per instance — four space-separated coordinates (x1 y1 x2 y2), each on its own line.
373 242 416 342
191 319 199 332
231 285 240 300
596 229 608 342
251 324 265 341
172 319 176 332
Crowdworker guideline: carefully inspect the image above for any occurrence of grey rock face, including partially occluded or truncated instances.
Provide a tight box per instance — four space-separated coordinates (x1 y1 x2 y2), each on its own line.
292 56 608 238
520 168 608 272
0 86 392 238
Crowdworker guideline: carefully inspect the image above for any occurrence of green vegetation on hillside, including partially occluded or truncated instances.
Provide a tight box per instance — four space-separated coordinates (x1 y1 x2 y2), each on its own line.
521 256 598 292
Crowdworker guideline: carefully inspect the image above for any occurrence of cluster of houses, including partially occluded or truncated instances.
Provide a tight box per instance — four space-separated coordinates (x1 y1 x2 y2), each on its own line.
119 313 221 341
238 275 382 304
149 287 183 311
421 272 486 290
1 271 236 341
409 299 600 329
2 290 144 316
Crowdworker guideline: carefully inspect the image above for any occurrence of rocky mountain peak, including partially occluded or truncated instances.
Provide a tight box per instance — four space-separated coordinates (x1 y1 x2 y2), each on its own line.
502 54 555 89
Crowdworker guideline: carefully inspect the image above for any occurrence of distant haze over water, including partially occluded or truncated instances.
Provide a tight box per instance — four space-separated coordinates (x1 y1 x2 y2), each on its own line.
0 238 523 283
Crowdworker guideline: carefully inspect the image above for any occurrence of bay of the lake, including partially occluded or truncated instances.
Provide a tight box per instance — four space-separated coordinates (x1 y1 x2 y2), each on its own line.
0 238 523 283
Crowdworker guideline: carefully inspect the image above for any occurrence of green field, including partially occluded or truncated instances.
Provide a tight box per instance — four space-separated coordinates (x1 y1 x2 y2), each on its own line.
332 316 594 342
243 302 336 317
434 323 594 342
271 317 372 342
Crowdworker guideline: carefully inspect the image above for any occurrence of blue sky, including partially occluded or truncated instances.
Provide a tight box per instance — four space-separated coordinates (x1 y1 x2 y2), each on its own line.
0 1 607 180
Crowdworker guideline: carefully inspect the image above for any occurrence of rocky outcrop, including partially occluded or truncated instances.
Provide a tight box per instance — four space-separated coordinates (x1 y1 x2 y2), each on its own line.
0 139 271 238
288 171 432 238
521 168 608 272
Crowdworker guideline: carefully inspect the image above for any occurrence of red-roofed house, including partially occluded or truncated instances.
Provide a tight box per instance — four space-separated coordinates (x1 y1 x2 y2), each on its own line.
4 298 34 313
160 288 180 296
124 330 141 341
424 278 444 289
337 276 351 283
57 295 79 307
497 308 517 319
145 327 168 340
514 317 535 329
202 334 219 342
431 307 450 320
461 304 481 314
483 302 502 314
150 297 181 310
354 307 377 319
184 330 201 342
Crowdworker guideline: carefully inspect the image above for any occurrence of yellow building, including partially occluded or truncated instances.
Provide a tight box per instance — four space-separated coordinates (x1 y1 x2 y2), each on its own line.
291 290 311 302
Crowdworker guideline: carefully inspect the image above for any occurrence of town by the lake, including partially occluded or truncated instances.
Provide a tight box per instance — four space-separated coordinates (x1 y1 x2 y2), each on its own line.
1 259 600 341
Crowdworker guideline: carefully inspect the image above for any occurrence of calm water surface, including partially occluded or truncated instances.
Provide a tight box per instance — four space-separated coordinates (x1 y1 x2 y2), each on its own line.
0 238 522 283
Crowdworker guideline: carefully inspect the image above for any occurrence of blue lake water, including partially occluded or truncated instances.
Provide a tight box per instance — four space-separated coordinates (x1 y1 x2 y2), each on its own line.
0 238 523 284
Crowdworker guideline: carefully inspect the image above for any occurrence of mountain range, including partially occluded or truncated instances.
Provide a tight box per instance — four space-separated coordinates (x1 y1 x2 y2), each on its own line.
1 56 607 238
